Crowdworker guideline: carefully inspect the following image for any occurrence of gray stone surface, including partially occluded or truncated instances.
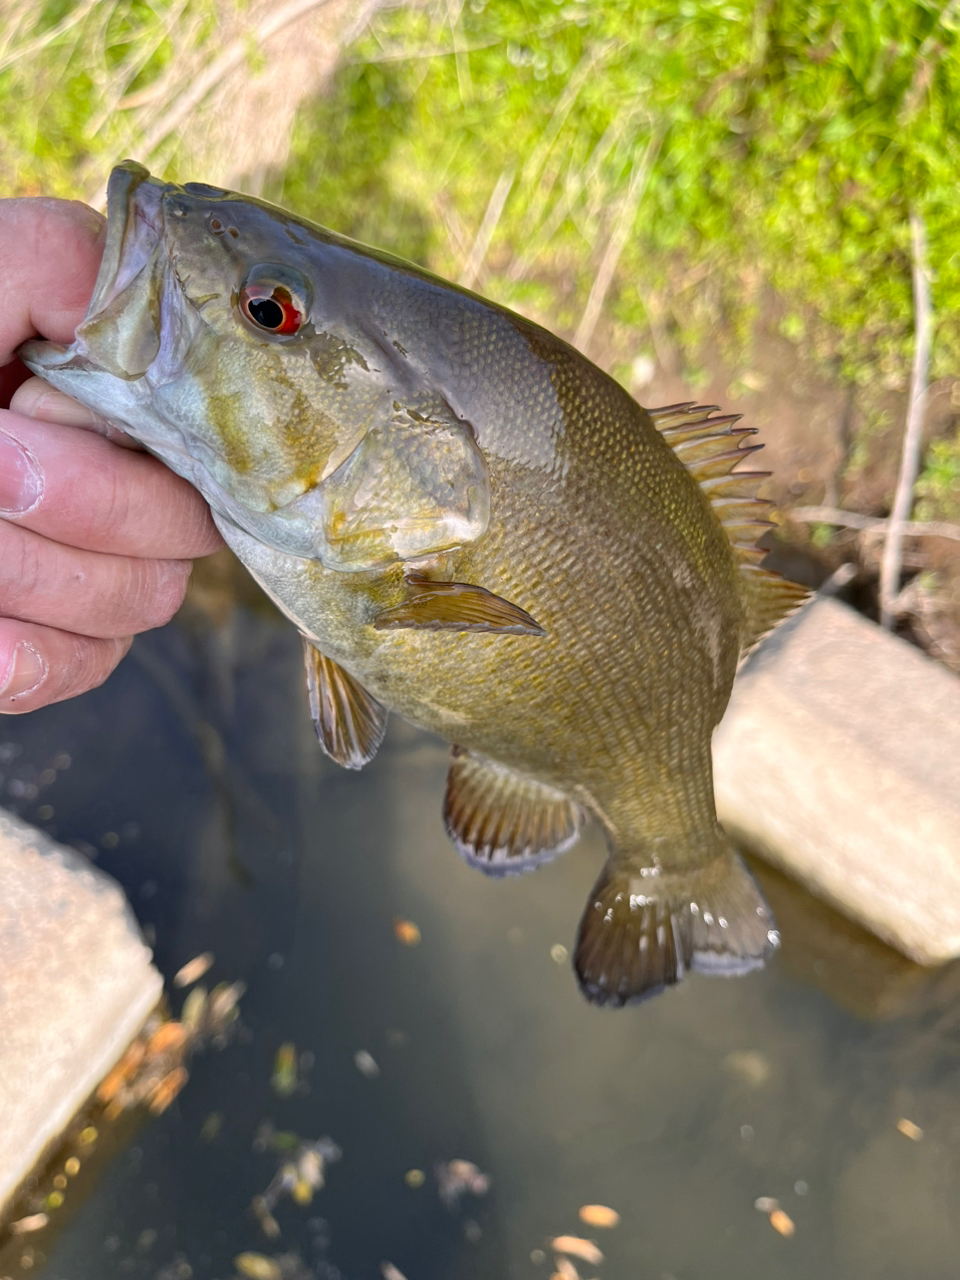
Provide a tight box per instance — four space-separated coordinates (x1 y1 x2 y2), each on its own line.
0 809 161 1218
714 595 960 964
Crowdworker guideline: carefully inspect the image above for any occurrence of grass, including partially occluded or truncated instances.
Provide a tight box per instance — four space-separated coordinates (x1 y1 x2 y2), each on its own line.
3 0 960 524
274 0 960 522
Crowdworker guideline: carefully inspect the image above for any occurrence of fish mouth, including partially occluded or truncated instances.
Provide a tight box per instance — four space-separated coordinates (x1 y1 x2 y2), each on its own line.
20 160 170 381
87 159 165 321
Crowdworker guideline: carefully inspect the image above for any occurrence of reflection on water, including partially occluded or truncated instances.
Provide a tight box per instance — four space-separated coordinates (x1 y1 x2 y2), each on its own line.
748 857 960 1024
3 560 960 1280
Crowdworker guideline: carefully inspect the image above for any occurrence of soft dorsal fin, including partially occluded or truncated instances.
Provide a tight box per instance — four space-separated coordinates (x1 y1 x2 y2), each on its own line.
738 566 810 651
649 402 809 649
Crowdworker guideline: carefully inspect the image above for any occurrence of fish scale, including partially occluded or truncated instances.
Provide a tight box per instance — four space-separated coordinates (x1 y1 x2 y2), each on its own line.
20 161 805 1007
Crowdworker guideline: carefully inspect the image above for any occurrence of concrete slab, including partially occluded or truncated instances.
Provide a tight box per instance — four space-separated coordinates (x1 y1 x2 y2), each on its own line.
0 809 162 1219
714 595 960 964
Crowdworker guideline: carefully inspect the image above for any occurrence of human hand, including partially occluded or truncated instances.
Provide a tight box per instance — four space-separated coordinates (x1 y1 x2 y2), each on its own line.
0 196 223 712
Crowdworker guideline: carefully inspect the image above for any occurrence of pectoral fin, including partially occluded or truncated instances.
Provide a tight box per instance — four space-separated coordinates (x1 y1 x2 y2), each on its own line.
317 405 490 571
373 574 545 635
303 638 388 770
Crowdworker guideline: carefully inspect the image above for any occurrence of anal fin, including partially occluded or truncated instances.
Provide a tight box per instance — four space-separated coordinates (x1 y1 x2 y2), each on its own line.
444 747 584 876
373 574 545 636
303 638 388 770
574 844 778 1007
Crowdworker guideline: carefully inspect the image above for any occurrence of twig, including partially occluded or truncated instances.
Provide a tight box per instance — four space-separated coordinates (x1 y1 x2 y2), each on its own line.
879 212 934 626
790 506 959 541
574 127 663 354
817 562 858 596
458 168 514 290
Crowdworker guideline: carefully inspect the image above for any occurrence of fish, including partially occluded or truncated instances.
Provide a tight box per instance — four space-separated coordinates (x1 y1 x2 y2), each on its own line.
20 160 807 1006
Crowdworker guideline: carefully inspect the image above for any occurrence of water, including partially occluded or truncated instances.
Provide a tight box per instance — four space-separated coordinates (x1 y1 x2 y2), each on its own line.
3 577 960 1280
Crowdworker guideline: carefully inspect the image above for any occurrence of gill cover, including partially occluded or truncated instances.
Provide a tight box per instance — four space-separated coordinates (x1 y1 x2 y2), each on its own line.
313 405 490 572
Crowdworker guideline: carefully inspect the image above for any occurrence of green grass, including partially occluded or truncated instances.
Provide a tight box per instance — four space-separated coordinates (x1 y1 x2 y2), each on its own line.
4 0 960 518
1 0 217 197
275 0 960 516
917 431 960 521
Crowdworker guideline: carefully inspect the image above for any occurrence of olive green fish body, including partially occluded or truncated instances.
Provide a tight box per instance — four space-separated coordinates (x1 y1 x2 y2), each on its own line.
21 162 801 1006
236 319 740 773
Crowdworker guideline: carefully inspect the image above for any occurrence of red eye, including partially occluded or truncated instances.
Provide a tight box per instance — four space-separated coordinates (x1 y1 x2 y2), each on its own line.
240 284 303 334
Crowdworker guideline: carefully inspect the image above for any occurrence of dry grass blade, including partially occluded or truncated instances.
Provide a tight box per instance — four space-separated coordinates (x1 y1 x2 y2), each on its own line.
80 0 384 206
0 0 102 73
511 113 633 279
357 34 502 63
459 168 514 289
446 0 473 104
520 38 618 223
86 0 195 136
574 125 663 353
84 0 339 206
138 0 335 157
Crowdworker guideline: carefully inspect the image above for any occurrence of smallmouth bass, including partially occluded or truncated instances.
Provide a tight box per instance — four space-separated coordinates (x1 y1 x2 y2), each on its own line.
21 162 806 1006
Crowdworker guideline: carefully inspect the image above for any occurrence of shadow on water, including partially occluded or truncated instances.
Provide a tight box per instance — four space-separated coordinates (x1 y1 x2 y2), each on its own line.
3 558 960 1280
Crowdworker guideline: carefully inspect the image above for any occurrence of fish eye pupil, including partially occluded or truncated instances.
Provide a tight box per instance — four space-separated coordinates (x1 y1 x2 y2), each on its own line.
248 297 285 329
240 282 304 334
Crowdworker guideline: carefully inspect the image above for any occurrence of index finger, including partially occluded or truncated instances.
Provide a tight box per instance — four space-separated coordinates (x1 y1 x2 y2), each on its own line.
0 198 105 407
0 408 223 559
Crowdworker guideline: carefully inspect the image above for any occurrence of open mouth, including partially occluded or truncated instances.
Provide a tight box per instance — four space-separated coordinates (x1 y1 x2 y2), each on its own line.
18 161 172 385
85 161 166 321
62 161 172 380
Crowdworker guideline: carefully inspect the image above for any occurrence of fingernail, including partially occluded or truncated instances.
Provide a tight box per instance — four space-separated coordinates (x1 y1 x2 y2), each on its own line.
0 431 42 514
0 643 47 700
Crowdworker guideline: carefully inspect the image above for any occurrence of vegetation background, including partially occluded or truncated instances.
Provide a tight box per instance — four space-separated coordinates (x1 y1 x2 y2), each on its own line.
3 0 959 663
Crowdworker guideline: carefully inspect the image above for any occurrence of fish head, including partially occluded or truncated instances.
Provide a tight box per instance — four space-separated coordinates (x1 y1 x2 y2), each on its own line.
19 161 489 568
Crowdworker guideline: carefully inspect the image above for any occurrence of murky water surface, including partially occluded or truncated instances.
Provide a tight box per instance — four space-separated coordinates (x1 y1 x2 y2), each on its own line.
4 586 960 1280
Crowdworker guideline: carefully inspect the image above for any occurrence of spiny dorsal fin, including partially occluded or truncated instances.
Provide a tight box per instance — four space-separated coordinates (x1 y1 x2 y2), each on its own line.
650 402 809 650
